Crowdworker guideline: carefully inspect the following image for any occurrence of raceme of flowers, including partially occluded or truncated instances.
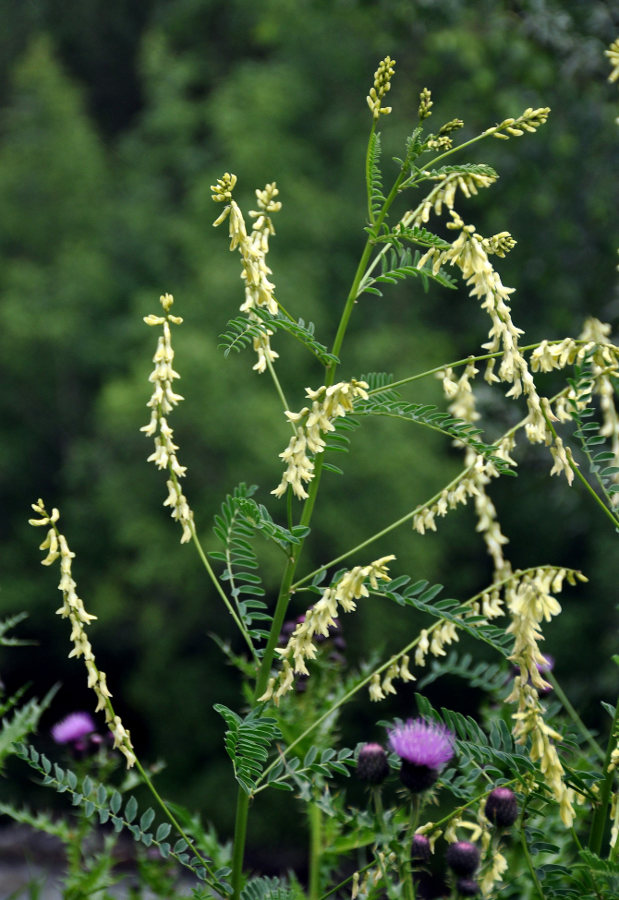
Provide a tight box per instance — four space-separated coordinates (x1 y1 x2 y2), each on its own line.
505 566 587 826
409 168 499 227
28 501 136 768
141 292 195 543
212 172 282 373
439 361 512 581
272 379 369 500
259 556 395 704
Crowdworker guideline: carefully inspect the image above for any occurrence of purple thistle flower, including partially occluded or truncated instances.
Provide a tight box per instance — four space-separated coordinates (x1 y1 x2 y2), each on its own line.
388 718 455 767
51 712 95 745
388 718 455 793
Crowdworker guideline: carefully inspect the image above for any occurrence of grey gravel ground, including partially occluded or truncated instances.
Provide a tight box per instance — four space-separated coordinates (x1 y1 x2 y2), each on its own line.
0 826 195 899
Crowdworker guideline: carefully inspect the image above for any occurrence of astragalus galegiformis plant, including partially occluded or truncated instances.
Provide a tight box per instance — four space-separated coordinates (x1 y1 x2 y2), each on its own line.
5 43 619 900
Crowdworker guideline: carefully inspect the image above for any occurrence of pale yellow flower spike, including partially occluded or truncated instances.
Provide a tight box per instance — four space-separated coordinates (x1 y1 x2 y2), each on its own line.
212 174 281 373
505 566 587 826
366 56 396 120
141 293 195 543
29 501 136 768
260 556 395 704
272 380 369 500
605 37 619 83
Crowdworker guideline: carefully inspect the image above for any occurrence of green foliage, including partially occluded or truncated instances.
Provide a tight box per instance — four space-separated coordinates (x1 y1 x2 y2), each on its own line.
241 876 296 900
0 686 58 770
0 612 32 646
219 309 339 367
357 372 515 474
12 741 223 890
213 705 282 796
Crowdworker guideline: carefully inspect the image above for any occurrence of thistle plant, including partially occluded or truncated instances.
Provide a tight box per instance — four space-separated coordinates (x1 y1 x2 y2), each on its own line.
3 39 619 900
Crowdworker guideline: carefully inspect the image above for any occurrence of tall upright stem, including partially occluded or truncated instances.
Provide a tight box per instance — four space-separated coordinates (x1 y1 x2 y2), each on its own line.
229 132 407 900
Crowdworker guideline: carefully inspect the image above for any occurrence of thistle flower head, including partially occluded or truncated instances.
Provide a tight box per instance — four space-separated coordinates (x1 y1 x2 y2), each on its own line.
388 718 455 769
52 711 95 744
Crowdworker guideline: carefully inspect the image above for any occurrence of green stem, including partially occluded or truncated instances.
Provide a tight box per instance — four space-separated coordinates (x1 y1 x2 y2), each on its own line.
256 564 578 790
292 462 477 590
541 409 619 530
403 795 420 900
308 802 323 900
519 818 547 900
189 518 258 663
227 135 440 900
134 757 222 890
589 697 619 856
373 339 593 395
231 790 250 900
266 354 291 414
546 672 605 763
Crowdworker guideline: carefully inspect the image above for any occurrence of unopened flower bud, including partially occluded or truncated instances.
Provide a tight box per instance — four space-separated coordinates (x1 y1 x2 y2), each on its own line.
446 841 480 876
356 743 390 785
411 833 431 863
485 786 519 827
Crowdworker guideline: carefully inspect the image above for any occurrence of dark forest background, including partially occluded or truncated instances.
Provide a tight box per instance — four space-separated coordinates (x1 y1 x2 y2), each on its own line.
1 0 618 858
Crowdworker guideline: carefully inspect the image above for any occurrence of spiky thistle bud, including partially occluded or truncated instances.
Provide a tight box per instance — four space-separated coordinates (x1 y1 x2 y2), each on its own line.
446 841 480 876
485 786 519 827
356 743 390 785
411 833 431 863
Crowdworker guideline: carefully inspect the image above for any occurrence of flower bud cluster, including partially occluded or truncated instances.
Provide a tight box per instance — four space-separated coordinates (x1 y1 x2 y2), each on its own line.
212 174 282 373
259 556 394 704
29 501 136 767
484 107 550 140
366 56 396 119
272 380 369 500
141 293 194 543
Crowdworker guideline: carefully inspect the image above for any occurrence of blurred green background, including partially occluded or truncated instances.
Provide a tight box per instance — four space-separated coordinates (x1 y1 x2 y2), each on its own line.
1 0 618 861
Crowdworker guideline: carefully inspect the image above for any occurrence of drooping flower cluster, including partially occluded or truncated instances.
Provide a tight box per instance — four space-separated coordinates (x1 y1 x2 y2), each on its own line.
141 293 194 543
440 362 512 581
29 501 136 767
410 450 506 536
259 556 394 704
366 56 396 119
418 212 559 453
505 567 586 826
272 380 369 500
212 173 282 373
410 169 498 227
